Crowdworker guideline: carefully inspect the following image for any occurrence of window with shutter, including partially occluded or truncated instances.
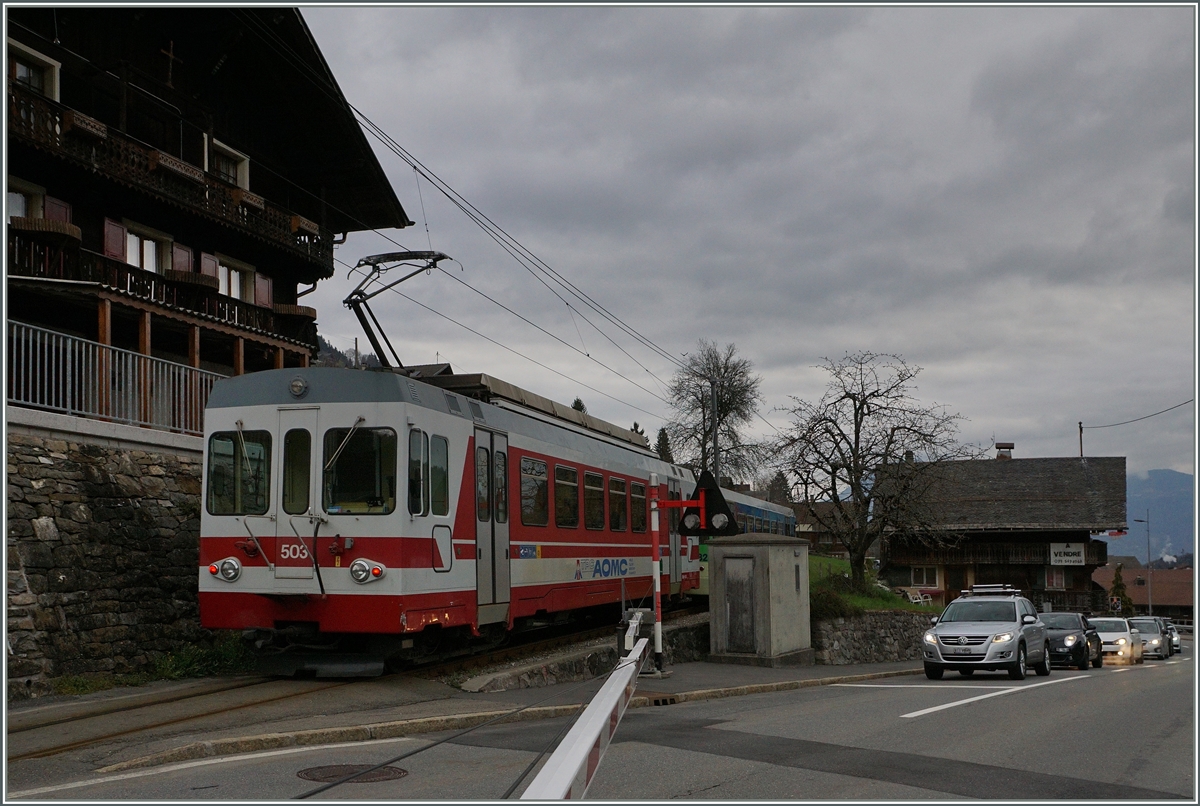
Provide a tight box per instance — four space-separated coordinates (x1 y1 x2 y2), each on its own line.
254 273 272 307
172 244 193 273
103 219 127 261
43 196 71 223
200 253 219 279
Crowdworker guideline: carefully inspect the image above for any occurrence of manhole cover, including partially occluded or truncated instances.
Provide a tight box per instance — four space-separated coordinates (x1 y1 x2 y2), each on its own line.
296 764 408 783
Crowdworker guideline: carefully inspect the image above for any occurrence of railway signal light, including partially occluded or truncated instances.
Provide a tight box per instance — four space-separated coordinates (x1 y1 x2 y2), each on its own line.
676 470 740 537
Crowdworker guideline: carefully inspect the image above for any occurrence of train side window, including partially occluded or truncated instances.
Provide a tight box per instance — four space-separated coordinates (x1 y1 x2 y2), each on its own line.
408 429 430 516
323 427 396 515
520 457 548 526
609 478 627 531
555 466 579 528
754 516 762 532
281 429 310 515
476 447 490 521
630 482 647 533
207 430 271 515
494 450 508 524
584 472 604 530
431 435 449 516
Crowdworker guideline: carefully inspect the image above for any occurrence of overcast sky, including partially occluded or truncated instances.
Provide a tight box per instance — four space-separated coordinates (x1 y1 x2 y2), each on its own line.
301 6 1195 479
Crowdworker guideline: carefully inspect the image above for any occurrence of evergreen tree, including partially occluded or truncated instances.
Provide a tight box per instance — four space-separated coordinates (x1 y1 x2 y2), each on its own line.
655 427 674 463
1109 563 1136 615
766 471 793 505
631 422 646 437
571 397 587 414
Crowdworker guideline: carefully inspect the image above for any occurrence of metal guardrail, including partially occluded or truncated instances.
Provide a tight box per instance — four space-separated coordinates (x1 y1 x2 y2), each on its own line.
7 321 225 436
521 637 649 800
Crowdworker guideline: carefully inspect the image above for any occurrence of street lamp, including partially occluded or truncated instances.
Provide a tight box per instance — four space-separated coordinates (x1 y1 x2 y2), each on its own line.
1133 510 1151 616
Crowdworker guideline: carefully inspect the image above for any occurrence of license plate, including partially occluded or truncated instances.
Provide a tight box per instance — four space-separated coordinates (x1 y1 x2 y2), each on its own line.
955 647 973 655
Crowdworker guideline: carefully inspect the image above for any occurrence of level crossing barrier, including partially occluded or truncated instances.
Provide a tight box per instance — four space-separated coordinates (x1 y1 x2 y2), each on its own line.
520 635 649 799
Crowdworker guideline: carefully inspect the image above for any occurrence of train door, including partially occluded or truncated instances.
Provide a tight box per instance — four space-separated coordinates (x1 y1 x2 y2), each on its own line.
474 429 510 625
668 477 682 593
275 407 319 580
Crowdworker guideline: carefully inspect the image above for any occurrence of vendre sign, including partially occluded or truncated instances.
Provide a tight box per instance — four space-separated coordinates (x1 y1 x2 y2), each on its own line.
1050 543 1086 566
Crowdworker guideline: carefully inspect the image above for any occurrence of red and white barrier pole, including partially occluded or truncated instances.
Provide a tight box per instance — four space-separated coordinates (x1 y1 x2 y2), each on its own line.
649 472 663 672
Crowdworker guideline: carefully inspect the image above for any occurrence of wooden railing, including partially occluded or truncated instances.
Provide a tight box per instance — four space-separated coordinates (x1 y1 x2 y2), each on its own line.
8 81 333 268
8 233 320 350
885 540 1107 566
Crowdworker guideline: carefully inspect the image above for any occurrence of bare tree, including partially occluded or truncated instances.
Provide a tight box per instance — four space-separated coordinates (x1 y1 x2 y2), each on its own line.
666 340 763 481
777 351 982 587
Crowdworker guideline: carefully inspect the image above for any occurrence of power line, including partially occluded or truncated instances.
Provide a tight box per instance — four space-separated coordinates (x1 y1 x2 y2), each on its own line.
234 10 685 375
338 260 667 420
1083 399 1194 429
228 10 674 416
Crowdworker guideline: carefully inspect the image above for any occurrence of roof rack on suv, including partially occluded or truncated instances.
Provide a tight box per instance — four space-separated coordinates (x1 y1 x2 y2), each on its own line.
959 584 1022 598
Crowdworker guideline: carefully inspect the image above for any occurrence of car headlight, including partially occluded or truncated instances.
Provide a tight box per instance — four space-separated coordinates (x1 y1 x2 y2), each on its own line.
1116 637 1127 645
992 632 1013 643
1150 638 1160 645
1064 635 1078 647
924 631 938 645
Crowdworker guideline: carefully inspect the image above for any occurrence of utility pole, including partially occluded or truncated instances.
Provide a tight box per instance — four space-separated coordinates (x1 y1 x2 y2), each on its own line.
710 378 720 485
1134 510 1152 615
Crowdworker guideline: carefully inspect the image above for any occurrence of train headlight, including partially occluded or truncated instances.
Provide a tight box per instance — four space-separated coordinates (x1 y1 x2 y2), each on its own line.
208 557 241 582
350 559 386 584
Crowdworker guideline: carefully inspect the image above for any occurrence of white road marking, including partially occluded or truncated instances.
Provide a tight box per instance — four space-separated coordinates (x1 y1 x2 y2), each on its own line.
900 676 1086 718
834 683 1014 689
7 736 417 798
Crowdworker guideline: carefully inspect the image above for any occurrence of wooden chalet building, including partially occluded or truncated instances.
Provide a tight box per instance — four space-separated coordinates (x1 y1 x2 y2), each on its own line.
7 7 410 435
881 448 1126 612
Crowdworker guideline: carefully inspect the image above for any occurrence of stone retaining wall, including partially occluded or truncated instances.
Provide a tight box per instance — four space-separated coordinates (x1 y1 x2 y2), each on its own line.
6 425 207 700
811 610 930 665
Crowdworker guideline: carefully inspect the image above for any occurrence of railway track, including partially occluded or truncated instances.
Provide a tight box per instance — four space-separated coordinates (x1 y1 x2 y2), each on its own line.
6 679 353 762
7 605 705 763
411 604 706 679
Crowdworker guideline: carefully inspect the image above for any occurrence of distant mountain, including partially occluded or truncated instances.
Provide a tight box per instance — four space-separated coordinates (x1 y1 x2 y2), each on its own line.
1117 470 1194 563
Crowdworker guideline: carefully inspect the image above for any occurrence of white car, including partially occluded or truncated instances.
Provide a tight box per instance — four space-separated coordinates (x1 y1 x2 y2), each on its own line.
1089 617 1144 664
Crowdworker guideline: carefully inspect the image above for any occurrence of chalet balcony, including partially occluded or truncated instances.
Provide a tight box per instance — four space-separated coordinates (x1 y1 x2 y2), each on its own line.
8 230 318 352
8 80 333 269
885 540 1107 567
8 321 225 437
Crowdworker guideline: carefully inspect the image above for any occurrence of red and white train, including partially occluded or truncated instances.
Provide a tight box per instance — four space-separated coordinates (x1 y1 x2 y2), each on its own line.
198 366 705 671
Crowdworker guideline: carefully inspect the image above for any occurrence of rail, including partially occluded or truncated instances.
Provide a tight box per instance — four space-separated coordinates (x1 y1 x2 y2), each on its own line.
8 80 333 267
520 637 649 800
7 321 225 436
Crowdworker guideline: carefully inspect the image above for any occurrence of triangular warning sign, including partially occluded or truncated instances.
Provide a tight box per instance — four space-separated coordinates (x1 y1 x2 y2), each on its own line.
678 470 741 537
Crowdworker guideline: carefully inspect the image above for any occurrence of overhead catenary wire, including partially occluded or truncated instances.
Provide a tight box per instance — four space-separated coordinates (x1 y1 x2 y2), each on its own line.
231 10 686 372
227 10 682 416
340 261 667 420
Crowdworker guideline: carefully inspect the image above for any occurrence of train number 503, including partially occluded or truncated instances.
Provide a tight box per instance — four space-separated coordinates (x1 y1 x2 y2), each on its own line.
279 542 310 560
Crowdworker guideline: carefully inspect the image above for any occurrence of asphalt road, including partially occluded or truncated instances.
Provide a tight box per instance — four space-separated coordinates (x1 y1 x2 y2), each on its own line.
9 651 1192 800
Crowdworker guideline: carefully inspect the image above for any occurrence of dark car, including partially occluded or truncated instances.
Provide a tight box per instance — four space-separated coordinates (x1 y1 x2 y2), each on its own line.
1040 612 1103 669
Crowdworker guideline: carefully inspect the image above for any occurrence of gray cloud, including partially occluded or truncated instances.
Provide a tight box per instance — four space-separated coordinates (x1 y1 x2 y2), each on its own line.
303 6 1194 476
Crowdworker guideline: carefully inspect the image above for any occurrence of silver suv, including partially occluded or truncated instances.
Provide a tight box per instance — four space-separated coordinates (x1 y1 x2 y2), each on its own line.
922 585 1050 680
